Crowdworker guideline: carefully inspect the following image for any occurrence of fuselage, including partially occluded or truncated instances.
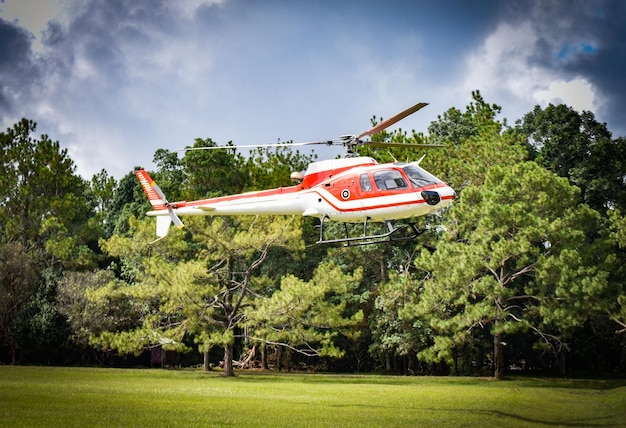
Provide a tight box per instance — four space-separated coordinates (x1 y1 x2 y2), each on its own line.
146 157 455 223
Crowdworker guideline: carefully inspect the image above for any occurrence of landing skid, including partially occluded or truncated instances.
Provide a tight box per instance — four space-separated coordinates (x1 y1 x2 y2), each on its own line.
316 217 425 246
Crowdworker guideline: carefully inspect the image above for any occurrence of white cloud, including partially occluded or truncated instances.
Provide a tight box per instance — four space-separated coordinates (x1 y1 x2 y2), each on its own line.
461 19 601 121
533 78 597 112
165 0 226 19
463 22 535 92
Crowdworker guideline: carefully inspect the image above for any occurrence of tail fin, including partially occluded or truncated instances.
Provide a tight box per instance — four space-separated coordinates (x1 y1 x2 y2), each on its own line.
135 169 184 238
156 215 173 238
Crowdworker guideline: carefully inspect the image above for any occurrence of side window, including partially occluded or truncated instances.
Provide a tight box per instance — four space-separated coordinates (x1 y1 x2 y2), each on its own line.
360 173 373 192
373 170 408 190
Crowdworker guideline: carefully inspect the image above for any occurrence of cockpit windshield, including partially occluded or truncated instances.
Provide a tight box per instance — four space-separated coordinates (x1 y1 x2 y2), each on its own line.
403 164 443 187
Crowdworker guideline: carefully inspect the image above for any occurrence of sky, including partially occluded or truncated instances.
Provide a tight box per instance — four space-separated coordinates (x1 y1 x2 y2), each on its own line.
1 0 625 179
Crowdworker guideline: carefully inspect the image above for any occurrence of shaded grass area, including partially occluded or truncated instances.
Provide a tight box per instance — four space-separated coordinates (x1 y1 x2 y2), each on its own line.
1 366 625 427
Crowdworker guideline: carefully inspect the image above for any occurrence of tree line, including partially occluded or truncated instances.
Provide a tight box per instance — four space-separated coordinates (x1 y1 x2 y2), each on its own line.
1 91 625 379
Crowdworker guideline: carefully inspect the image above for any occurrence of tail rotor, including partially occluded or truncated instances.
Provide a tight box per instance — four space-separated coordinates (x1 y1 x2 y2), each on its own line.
135 169 184 239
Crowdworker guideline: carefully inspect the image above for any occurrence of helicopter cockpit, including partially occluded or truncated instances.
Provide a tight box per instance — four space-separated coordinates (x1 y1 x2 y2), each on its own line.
402 164 444 187
369 164 443 192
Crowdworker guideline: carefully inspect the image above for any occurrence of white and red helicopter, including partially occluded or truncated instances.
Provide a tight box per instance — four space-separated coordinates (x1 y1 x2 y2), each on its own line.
136 102 455 245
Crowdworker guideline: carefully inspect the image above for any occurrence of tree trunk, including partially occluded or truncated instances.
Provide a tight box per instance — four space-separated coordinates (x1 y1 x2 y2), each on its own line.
261 344 268 370
10 340 17 365
494 296 506 380
241 345 255 369
223 343 235 377
558 346 567 376
203 351 210 371
494 332 505 380
619 335 626 373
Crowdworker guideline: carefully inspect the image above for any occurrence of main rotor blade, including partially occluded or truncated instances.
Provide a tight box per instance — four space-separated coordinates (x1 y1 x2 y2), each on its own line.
357 102 428 140
181 101 429 152
367 142 444 148
181 140 339 151
182 143 291 151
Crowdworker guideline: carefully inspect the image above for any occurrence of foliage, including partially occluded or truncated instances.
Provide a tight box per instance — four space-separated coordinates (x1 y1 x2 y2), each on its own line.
243 144 316 190
182 138 247 198
426 90 529 191
408 162 612 378
12 268 70 364
91 169 117 214
0 243 39 364
2 90 626 374
520 104 626 212
91 215 308 375
0 119 99 269
369 272 429 370
0 120 102 364
609 210 626 334
57 270 123 348
246 262 364 358
359 92 528 373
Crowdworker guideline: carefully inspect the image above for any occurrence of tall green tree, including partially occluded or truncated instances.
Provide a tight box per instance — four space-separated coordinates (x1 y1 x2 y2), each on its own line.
90 169 117 239
246 262 364 365
0 243 38 364
369 271 429 373
407 162 610 379
91 169 117 214
56 269 135 360
182 139 247 198
0 119 102 363
609 210 626 335
358 92 526 373
152 149 186 201
520 104 626 212
92 214 303 376
0 119 99 269
426 90 529 191
243 144 315 190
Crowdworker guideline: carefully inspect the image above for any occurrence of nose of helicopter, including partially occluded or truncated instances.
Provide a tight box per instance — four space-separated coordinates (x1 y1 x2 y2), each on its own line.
421 186 456 207
421 190 441 206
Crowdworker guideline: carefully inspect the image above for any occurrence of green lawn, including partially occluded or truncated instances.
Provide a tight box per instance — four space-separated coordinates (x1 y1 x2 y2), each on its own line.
1 366 625 427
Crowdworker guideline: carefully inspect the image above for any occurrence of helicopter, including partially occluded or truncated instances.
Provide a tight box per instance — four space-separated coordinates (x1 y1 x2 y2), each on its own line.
135 102 455 245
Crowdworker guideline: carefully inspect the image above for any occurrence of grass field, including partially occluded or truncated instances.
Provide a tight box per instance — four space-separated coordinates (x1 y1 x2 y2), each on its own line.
1 366 625 427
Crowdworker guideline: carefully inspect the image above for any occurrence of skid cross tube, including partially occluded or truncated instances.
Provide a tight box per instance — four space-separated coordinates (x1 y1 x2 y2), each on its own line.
316 217 425 246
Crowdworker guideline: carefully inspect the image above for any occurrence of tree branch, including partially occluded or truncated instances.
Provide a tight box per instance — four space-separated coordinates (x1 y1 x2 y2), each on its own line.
608 310 626 334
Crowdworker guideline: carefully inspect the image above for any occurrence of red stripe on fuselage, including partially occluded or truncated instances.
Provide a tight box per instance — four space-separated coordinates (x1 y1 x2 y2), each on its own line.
312 183 453 214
